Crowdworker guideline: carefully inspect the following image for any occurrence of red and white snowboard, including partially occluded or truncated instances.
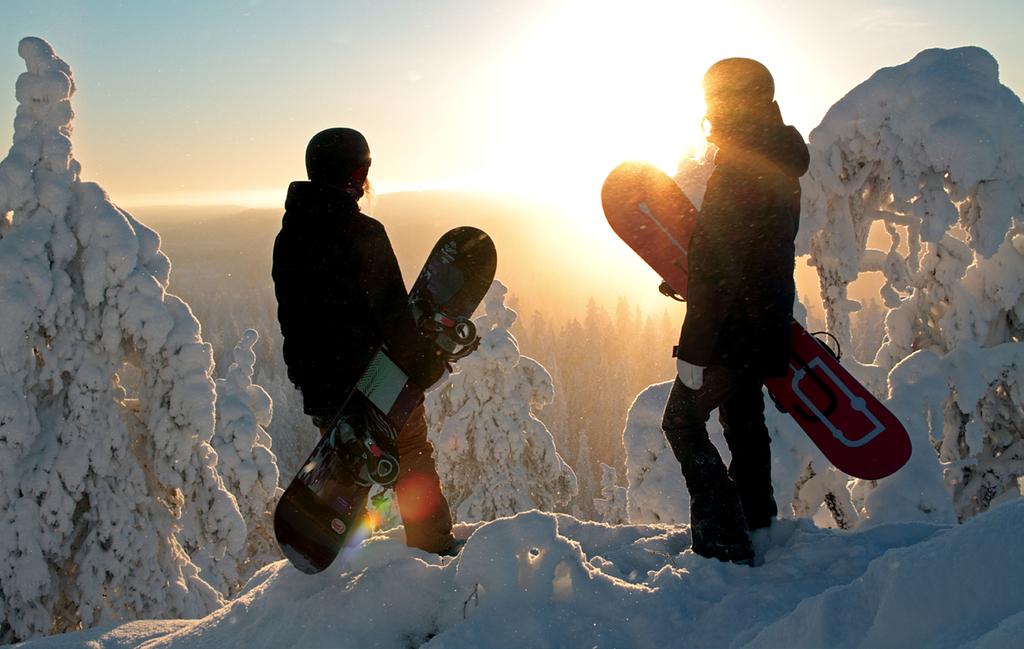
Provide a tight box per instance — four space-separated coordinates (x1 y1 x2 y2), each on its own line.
601 161 911 480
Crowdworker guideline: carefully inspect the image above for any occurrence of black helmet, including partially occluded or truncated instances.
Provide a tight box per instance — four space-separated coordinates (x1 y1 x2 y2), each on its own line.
703 58 774 108
305 127 371 183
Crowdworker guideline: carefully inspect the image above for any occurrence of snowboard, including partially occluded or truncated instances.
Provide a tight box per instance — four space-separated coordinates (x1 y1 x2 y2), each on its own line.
601 161 911 480
274 226 497 574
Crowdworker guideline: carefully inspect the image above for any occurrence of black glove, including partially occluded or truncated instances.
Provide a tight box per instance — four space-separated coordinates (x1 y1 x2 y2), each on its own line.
658 281 685 302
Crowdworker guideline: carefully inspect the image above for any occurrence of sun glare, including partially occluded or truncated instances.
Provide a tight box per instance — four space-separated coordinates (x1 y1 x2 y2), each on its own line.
488 0 720 206
447 0 786 315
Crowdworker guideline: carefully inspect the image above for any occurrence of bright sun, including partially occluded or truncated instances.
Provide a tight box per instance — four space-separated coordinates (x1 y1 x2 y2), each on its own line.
486 0 726 206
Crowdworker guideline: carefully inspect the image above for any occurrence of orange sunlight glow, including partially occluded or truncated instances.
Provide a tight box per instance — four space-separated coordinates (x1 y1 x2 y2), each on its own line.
489 0 717 206
444 0 798 318
118 187 287 209
482 0 790 212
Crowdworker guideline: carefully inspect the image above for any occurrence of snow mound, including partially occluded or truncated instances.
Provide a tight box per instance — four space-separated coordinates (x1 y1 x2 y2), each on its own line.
622 382 690 524
15 501 1024 649
747 499 1024 648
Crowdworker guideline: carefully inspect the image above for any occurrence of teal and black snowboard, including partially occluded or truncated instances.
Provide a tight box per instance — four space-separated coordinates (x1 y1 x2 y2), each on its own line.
274 227 496 574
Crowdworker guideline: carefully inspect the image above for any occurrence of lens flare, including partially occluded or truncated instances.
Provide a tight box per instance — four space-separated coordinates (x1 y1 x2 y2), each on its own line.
396 473 441 523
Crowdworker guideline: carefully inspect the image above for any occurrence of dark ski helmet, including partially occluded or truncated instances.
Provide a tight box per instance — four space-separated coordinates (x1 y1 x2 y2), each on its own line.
305 127 371 183
703 58 775 108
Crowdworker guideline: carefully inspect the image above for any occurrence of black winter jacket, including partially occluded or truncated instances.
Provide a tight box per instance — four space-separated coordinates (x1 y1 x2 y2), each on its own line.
272 181 438 416
676 122 810 378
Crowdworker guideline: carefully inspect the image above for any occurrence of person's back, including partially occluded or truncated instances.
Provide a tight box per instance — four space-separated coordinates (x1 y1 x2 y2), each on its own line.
273 180 437 418
273 129 442 419
274 181 376 414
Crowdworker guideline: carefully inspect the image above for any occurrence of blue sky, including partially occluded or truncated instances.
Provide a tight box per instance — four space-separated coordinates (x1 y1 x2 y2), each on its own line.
0 0 1021 207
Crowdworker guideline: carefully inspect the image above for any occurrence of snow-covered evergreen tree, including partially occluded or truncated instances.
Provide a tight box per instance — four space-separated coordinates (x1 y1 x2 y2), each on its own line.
426 280 577 522
800 46 1024 523
593 463 628 524
191 329 281 596
570 429 598 519
790 460 857 529
0 38 244 642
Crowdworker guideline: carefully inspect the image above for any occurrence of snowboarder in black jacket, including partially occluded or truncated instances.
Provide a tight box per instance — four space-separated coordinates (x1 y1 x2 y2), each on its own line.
272 128 455 554
662 59 810 564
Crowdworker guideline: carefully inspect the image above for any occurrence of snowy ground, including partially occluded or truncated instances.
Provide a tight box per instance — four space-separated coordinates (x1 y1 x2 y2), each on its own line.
11 499 1024 649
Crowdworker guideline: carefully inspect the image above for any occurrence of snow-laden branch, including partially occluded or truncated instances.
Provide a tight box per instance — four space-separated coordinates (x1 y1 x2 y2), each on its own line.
800 46 1024 347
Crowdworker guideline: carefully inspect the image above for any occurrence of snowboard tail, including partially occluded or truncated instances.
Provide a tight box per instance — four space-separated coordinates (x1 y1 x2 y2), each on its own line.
766 324 910 480
275 380 402 574
275 227 496 574
275 480 367 574
601 161 911 480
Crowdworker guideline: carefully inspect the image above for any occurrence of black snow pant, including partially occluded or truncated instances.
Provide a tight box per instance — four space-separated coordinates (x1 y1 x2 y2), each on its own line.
662 366 777 562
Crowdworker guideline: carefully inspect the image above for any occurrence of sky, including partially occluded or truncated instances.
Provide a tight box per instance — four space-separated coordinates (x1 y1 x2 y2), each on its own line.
0 0 1021 211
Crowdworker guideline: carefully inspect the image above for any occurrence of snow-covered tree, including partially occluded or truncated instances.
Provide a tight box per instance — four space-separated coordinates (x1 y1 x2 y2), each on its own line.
622 384 689 525
0 38 245 642
800 46 1024 523
189 329 280 596
593 463 628 524
570 429 598 519
426 280 577 522
790 461 857 529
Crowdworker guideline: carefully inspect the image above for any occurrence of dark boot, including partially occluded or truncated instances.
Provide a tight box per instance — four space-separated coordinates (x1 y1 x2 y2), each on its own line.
678 436 754 565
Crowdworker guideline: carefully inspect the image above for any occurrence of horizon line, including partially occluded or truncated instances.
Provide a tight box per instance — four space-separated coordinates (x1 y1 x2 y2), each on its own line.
115 178 554 211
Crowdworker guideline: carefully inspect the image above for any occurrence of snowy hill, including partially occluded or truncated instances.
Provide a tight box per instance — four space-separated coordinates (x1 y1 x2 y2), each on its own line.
11 501 1024 649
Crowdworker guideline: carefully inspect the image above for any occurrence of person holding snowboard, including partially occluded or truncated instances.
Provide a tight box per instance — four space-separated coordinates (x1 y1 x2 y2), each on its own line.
662 59 810 564
272 127 457 555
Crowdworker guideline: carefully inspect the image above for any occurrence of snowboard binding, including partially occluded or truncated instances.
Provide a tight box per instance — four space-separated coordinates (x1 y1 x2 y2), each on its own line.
329 418 400 488
809 331 842 360
413 297 480 362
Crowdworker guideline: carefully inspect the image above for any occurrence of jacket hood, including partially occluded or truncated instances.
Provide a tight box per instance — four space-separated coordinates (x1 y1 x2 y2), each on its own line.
282 181 359 229
715 123 810 179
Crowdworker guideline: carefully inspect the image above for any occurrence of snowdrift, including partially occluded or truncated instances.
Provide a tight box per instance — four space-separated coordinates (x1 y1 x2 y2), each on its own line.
13 500 1024 649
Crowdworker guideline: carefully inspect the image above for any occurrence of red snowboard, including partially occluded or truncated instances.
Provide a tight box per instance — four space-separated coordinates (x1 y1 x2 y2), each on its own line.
601 161 911 480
